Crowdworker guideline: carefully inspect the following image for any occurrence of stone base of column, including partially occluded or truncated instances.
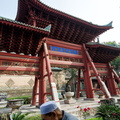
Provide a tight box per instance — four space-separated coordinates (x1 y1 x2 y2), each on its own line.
64 98 76 104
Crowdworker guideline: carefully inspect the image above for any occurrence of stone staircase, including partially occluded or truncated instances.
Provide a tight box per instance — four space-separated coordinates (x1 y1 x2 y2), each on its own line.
60 96 120 119
60 98 100 119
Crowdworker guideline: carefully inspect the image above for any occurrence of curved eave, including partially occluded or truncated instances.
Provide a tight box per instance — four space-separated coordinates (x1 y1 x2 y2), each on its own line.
0 18 49 56
86 43 120 51
36 1 112 29
86 43 120 63
0 17 50 34
16 0 28 22
16 0 112 30
16 0 112 45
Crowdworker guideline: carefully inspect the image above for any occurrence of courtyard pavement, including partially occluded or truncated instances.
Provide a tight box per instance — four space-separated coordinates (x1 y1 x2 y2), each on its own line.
0 96 120 120
19 96 120 113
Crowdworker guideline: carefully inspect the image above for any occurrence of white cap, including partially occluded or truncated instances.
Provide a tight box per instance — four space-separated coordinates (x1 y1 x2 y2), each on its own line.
40 101 58 114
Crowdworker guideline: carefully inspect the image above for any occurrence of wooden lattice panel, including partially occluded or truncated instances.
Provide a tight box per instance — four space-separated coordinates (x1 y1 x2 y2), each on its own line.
0 52 39 75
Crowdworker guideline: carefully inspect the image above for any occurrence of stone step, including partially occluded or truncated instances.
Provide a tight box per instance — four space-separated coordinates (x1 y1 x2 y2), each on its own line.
0 101 7 108
60 99 100 119
65 104 98 120
0 108 12 113
60 100 99 111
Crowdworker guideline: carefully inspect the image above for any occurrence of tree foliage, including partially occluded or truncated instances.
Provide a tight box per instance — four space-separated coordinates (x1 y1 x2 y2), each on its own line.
63 68 77 92
103 41 120 47
111 56 120 70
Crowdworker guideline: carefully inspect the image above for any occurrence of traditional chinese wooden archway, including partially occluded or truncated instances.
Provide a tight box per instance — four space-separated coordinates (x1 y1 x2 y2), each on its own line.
33 37 120 105
0 0 120 106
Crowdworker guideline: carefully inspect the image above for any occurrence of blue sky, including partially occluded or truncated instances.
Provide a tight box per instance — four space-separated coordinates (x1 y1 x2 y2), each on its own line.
0 0 120 43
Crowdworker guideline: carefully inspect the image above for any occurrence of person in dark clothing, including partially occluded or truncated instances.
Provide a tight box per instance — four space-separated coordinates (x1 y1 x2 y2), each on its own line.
40 101 79 120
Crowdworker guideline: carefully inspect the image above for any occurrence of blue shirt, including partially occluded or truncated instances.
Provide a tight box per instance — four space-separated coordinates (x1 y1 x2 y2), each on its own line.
62 111 79 120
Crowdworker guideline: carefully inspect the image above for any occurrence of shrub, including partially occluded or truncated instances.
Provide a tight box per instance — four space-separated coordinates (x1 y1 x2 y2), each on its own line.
95 104 120 120
23 113 42 120
100 98 115 105
11 112 41 120
0 113 10 120
12 111 30 120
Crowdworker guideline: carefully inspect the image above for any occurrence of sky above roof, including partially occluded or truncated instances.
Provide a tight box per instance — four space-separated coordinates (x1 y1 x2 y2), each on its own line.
0 0 120 44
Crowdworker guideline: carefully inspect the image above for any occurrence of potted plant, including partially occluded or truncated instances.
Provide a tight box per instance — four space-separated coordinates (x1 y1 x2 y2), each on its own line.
7 99 24 111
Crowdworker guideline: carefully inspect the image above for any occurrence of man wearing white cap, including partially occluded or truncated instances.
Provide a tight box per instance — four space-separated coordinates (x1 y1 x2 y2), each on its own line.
40 101 79 120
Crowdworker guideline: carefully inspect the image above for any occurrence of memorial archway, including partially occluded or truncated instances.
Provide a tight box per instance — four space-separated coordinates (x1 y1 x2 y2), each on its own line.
0 0 120 106
31 37 120 105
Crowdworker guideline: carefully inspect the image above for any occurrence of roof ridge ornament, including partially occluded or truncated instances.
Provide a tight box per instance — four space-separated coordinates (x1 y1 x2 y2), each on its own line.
105 21 113 27
44 24 51 32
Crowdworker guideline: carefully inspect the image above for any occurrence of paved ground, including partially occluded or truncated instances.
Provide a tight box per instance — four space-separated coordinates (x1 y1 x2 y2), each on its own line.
19 97 100 113
19 96 120 120
18 96 119 112
0 96 120 120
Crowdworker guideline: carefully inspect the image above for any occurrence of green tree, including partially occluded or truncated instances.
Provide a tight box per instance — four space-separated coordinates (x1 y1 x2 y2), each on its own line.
64 68 77 92
103 41 120 47
111 56 120 71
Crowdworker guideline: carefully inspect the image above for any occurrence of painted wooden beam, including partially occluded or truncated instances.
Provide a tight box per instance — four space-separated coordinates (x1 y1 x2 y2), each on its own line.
0 66 39 71
48 50 82 59
50 59 84 66
44 37 82 50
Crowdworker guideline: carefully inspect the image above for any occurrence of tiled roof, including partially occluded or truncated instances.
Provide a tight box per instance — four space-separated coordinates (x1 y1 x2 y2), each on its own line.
38 0 112 28
0 17 49 56
0 16 50 32
16 0 112 45
86 43 120 63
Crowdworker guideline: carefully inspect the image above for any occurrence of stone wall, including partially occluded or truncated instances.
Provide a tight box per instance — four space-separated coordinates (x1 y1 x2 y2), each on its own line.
52 70 66 89
0 70 66 98
0 75 35 97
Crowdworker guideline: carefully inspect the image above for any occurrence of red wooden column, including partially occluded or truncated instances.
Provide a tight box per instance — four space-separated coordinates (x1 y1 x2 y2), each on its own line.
31 76 39 105
82 44 111 98
82 45 94 98
111 67 120 83
39 46 47 105
43 41 53 100
107 63 119 96
83 65 94 98
76 68 81 98
0 60 2 65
